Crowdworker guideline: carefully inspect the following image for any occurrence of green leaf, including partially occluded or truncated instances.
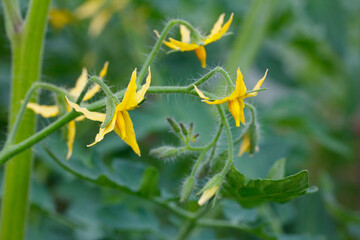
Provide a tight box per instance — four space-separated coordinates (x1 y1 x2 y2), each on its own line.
42 146 161 198
223 166 310 208
139 166 161 198
266 158 286 180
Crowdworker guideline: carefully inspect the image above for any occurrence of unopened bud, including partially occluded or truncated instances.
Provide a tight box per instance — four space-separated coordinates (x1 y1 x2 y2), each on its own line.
150 146 180 159
179 122 188 136
189 122 194 134
167 117 181 134
180 176 196 202
197 174 223 205
198 185 219 206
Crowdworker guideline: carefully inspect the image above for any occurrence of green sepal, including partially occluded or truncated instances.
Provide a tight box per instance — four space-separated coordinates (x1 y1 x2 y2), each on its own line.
180 176 196 203
101 96 117 128
197 174 223 196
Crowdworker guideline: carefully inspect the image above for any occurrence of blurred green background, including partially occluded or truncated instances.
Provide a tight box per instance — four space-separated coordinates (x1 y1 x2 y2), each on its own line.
0 0 359 239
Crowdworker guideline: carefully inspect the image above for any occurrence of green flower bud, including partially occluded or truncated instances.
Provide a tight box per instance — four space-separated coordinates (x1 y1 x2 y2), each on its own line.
166 117 181 134
180 176 196 203
179 122 188 136
150 146 180 159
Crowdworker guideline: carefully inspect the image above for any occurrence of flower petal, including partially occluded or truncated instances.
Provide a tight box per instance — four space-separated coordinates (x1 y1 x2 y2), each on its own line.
116 68 138 111
99 61 109 78
198 185 218 206
69 68 88 98
114 111 141 156
75 0 103 19
193 85 210 100
65 96 105 122
204 13 233 45
135 67 151 104
231 68 247 98
88 7 113 37
168 38 199 51
245 69 268 97
66 120 76 160
194 46 207 68
180 24 191 43
82 83 101 101
115 110 126 138
238 133 250 156
228 98 245 127
208 13 225 37
87 115 116 147
26 103 59 118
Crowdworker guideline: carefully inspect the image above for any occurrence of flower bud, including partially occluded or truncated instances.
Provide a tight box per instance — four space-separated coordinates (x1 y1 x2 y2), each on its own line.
180 176 196 203
179 122 188 136
166 117 181 134
197 174 223 205
150 146 180 159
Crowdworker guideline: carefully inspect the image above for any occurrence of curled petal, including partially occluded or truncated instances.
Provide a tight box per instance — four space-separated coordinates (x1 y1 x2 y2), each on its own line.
100 61 109 78
208 13 225 38
114 111 140 156
26 103 59 118
135 67 151 104
245 69 268 97
180 25 191 43
66 120 76 160
87 115 116 147
69 68 88 97
204 13 233 45
116 68 138 111
168 38 199 51
194 46 207 68
193 85 210 100
82 83 101 101
66 96 105 122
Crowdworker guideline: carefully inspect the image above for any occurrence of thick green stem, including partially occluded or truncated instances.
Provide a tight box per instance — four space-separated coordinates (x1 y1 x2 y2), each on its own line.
0 1 50 239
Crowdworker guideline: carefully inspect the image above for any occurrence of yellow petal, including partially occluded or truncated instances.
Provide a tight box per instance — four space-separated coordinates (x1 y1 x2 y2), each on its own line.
116 69 138 111
88 7 113 37
115 110 126 138
198 185 218 206
203 96 231 105
193 85 209 100
208 13 225 37
204 13 233 45
114 111 141 156
65 96 105 122
75 0 104 19
238 133 250 156
245 69 268 97
26 103 59 118
100 61 109 78
180 25 191 43
135 67 151 104
194 46 207 68
69 68 88 98
229 68 247 99
66 120 76 160
75 115 86 121
228 98 245 127
163 40 180 50
169 38 199 51
82 84 101 101
87 114 116 147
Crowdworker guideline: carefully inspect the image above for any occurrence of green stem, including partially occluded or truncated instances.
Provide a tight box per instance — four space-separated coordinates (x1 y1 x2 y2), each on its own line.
175 206 209 240
0 1 50 240
217 105 233 176
136 19 198 86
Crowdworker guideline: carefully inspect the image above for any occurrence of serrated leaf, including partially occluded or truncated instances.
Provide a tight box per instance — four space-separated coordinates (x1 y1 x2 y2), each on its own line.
223 166 310 208
139 166 161 198
266 158 286 180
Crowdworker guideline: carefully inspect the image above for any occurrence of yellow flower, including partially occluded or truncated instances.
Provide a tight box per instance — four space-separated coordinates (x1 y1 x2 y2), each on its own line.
198 185 219 206
75 0 129 37
66 68 151 156
26 62 109 159
48 8 74 30
193 68 267 127
162 13 233 68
